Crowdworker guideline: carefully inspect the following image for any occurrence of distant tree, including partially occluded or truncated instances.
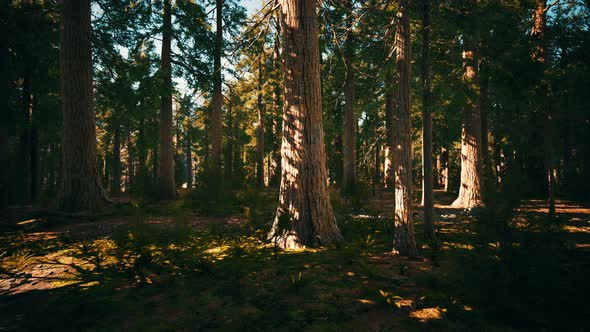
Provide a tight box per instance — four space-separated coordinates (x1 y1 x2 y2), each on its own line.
341 0 357 197
268 0 342 249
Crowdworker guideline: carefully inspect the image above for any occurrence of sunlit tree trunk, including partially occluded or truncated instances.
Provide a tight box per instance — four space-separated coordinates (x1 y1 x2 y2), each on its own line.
392 0 418 256
268 0 343 249
59 0 109 212
341 0 357 197
111 125 121 196
256 52 265 189
158 0 176 200
420 0 435 241
451 41 483 208
210 0 224 175
531 0 555 218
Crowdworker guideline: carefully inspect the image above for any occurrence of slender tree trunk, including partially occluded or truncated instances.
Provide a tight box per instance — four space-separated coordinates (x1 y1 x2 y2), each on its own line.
225 98 233 178
420 0 435 241
186 126 192 189
441 146 449 192
111 125 121 195
256 52 265 189
21 72 33 203
268 0 342 249
384 64 395 189
531 0 555 218
392 0 418 256
451 40 483 208
270 24 282 187
210 0 224 174
126 130 134 191
59 0 109 212
341 0 357 197
157 0 176 199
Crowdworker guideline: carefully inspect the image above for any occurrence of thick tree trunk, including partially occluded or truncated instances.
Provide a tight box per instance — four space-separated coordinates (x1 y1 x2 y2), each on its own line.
451 42 483 208
392 0 418 257
157 0 176 200
256 52 265 189
210 0 224 174
59 0 109 212
532 0 555 218
268 0 342 249
111 125 121 195
341 0 357 197
270 26 282 187
420 0 435 241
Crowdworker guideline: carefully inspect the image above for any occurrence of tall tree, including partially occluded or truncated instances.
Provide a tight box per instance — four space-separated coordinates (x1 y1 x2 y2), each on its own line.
392 0 418 256
210 0 224 174
111 125 121 195
341 0 357 197
451 33 483 208
256 50 265 189
268 0 343 249
531 0 555 218
158 0 176 200
59 0 109 212
420 0 435 241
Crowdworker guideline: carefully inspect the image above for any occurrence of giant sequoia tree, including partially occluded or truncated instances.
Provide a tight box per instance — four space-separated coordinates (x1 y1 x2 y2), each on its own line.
268 0 343 249
59 0 109 212
392 0 418 256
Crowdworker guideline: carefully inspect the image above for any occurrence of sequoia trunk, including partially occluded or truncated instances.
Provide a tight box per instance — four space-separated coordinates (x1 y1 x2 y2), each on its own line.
59 0 109 212
268 0 343 249
392 0 418 256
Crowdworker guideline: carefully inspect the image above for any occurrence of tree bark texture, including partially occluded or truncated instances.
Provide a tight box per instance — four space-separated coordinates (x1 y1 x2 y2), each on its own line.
341 0 357 197
392 0 418 257
420 0 435 241
59 0 109 212
256 52 265 189
158 0 176 200
268 0 343 249
531 0 555 218
451 41 483 208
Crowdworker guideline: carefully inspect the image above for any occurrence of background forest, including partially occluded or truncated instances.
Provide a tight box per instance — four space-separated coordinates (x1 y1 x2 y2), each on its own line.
1 0 590 331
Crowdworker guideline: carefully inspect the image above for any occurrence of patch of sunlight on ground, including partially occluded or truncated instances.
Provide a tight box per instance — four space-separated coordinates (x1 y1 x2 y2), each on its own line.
409 307 445 322
562 225 590 233
441 241 474 250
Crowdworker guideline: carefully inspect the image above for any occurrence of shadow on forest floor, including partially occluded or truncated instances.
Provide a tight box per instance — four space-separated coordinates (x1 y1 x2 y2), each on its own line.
0 189 589 331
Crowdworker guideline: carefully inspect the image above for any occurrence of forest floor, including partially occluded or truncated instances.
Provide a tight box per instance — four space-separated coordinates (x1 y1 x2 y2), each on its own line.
0 189 589 331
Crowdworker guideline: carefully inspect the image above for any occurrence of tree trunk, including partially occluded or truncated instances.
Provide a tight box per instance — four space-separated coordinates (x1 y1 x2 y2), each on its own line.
270 25 282 187
451 41 483 208
59 0 109 212
531 0 555 218
157 0 176 200
341 0 357 197
186 126 192 189
392 0 418 256
268 0 342 249
21 72 33 203
210 0 223 174
441 146 449 192
126 130 134 191
420 0 435 241
480 60 490 177
225 97 233 178
384 64 395 189
111 125 121 195
256 52 265 189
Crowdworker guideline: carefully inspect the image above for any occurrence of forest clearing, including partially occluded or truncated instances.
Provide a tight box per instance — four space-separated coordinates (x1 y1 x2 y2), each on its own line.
2 0 589 330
